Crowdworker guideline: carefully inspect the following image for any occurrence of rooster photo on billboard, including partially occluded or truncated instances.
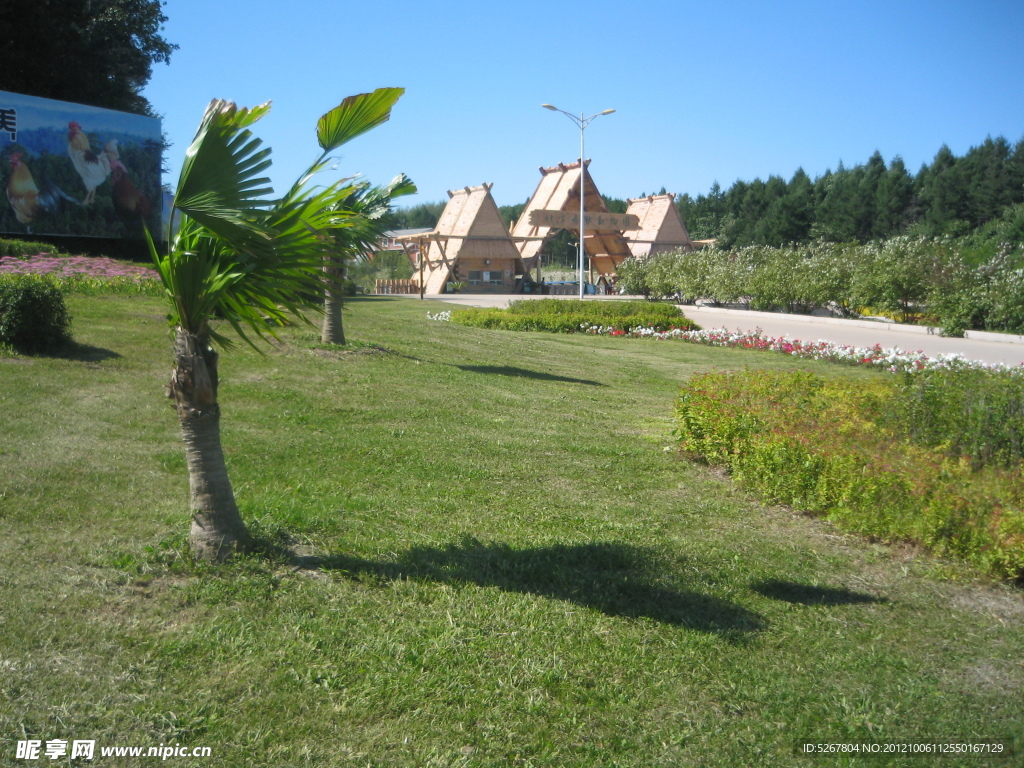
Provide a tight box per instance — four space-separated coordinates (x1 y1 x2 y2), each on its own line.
1 89 161 239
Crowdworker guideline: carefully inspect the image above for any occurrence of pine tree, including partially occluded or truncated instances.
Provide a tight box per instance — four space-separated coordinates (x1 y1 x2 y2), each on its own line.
921 145 965 235
874 156 913 238
964 137 1013 225
1009 139 1024 206
813 163 857 242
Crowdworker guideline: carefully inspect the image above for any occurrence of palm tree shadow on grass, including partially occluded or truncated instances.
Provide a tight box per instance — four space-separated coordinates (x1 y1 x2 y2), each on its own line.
374 355 605 387
753 579 888 606
453 364 605 386
309 538 764 641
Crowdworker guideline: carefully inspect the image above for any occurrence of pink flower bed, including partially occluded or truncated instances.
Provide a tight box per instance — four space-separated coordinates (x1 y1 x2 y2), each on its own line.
0 253 158 281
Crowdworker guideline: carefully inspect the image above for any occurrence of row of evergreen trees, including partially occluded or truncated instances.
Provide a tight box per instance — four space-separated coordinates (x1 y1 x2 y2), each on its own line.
676 136 1024 249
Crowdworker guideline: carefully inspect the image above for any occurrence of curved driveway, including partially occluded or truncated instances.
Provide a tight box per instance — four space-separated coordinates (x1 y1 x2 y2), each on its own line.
422 294 1024 367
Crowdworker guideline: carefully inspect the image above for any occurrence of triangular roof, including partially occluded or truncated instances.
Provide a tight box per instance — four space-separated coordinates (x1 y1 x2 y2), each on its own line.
408 184 526 294
623 194 693 257
510 159 632 276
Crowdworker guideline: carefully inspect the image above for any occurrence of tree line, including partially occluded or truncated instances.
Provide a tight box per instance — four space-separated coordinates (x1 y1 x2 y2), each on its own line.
1 0 176 117
676 137 1024 254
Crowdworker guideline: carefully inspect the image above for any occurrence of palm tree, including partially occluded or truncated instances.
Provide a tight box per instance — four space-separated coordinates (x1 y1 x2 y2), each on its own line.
321 173 416 345
150 89 405 561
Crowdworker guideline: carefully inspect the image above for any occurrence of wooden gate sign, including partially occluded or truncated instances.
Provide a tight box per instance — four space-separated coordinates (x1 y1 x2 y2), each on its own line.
528 209 640 231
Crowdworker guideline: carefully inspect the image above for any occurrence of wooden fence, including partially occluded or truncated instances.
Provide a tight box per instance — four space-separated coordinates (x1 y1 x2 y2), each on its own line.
374 279 419 294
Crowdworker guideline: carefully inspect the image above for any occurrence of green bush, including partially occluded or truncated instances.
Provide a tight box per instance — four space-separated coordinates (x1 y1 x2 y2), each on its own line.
980 248 1024 334
505 298 682 318
612 237 1024 330
0 274 73 353
848 237 937 323
0 238 65 258
450 299 699 333
675 369 1024 580
616 255 685 300
615 256 658 299
885 367 1024 469
924 244 1024 335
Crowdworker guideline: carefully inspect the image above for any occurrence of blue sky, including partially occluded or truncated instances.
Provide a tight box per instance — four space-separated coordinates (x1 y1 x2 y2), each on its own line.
144 0 1024 210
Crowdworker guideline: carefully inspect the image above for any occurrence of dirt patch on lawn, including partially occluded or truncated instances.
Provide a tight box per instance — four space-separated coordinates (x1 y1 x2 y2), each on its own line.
308 344 393 360
950 585 1024 623
958 659 1024 695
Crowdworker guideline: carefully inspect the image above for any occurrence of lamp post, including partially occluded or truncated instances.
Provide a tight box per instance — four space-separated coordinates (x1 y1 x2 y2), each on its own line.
542 104 615 299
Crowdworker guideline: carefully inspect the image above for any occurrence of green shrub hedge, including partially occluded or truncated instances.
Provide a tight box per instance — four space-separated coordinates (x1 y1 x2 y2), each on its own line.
0 274 73 353
450 299 699 334
616 236 1024 333
0 238 64 258
675 369 1024 580
886 367 1024 470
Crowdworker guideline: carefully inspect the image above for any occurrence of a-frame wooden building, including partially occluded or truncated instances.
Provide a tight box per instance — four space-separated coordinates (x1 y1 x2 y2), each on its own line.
510 160 632 277
400 183 527 294
622 193 694 257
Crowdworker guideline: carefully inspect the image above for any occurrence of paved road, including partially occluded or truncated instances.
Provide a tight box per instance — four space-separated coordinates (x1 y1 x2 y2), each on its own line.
418 293 1024 367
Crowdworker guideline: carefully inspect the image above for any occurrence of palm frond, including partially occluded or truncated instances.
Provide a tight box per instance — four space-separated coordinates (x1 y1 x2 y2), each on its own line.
172 100 275 256
328 174 419 259
316 88 405 154
158 92 410 350
359 173 417 221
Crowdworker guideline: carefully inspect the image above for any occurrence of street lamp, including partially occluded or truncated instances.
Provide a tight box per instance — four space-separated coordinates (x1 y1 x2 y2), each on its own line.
542 104 616 299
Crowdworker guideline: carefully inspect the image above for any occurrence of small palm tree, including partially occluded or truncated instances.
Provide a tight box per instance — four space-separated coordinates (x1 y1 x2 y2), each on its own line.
150 89 405 561
321 173 416 345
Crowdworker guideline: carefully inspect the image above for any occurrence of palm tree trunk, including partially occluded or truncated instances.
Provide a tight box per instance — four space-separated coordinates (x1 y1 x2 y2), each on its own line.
168 327 251 561
321 255 346 345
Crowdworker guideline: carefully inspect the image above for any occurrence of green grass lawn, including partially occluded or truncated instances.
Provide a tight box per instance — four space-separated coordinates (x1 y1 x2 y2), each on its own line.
1 294 1022 767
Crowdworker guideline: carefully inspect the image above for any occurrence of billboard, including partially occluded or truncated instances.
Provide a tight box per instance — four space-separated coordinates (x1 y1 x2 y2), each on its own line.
1 90 162 239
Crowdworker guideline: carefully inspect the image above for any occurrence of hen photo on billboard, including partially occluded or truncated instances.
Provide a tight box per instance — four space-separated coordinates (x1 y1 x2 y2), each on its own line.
1 89 162 239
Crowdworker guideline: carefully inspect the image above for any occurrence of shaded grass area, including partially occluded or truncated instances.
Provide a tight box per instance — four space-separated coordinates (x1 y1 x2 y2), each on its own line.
1 295 1022 766
311 538 764 639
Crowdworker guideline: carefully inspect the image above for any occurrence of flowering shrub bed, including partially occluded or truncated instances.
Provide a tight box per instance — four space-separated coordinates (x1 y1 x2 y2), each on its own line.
0 253 161 295
429 300 1018 375
583 324 1022 375
676 370 1024 580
